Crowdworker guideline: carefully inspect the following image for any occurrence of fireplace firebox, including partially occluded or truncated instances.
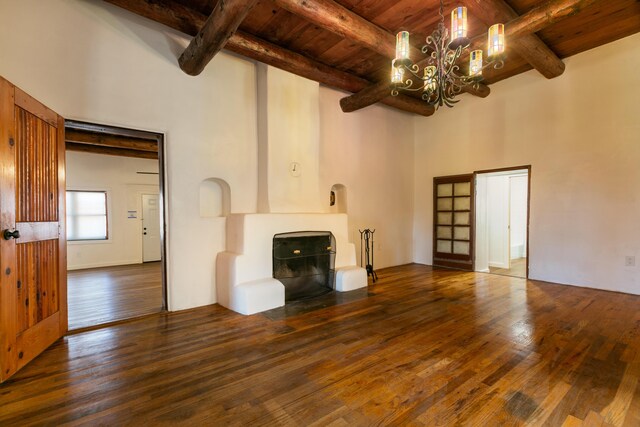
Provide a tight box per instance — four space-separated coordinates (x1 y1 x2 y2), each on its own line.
273 231 336 301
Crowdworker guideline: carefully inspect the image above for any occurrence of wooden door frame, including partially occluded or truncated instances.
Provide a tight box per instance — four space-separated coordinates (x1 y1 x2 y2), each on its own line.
473 165 531 279
64 120 169 313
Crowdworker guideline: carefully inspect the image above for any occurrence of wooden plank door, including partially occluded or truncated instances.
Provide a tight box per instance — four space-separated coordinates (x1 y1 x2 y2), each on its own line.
0 76 66 382
433 174 474 271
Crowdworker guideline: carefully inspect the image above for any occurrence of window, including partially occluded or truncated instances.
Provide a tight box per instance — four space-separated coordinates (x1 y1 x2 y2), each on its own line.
66 191 108 241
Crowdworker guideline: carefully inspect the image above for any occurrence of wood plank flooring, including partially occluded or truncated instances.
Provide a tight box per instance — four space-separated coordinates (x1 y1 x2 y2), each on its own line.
2 264 640 425
67 262 163 330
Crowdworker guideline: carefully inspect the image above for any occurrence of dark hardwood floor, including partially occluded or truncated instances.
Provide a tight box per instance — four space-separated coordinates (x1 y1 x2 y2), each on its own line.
2 264 639 425
67 262 163 330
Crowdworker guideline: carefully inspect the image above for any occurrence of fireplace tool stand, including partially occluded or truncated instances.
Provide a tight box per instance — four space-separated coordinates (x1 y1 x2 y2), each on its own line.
359 229 378 283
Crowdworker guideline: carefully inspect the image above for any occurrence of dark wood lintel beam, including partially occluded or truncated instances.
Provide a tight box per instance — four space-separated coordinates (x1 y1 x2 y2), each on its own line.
65 130 158 152
66 142 158 160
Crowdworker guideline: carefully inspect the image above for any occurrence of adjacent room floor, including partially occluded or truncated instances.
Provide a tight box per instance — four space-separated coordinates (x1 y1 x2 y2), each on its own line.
2 264 639 425
67 262 163 330
489 257 527 278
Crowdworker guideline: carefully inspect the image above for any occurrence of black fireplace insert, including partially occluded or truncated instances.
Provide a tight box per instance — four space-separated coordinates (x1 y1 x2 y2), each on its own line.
273 231 336 301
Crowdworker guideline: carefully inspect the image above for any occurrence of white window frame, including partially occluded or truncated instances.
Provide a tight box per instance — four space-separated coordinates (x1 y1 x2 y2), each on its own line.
66 190 109 242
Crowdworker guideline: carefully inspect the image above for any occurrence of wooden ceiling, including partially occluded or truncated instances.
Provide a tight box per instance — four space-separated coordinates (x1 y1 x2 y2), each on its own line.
65 121 159 159
105 0 640 116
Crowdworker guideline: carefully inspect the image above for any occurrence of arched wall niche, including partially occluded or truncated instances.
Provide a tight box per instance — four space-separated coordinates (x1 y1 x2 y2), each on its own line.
200 178 231 217
330 184 347 214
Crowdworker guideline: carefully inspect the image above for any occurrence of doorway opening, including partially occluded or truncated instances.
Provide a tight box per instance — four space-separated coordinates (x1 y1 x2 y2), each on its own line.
474 167 530 279
64 120 167 331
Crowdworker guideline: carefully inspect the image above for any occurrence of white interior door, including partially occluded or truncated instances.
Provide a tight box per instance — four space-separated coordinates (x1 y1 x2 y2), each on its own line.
509 175 529 259
142 194 161 262
486 175 511 269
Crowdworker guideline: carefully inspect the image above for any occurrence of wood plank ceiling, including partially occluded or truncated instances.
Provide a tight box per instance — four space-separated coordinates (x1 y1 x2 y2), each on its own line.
65 122 159 159
105 0 640 116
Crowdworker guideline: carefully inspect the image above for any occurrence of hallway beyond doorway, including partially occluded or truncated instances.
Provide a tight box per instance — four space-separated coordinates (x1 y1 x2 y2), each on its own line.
475 167 530 279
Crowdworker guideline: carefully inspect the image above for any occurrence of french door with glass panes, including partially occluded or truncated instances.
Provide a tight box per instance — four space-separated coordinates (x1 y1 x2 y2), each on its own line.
433 174 474 270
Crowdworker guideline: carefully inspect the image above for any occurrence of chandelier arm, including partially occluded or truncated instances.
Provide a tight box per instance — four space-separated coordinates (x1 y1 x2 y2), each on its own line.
486 58 505 70
399 63 424 80
396 76 429 92
401 86 431 93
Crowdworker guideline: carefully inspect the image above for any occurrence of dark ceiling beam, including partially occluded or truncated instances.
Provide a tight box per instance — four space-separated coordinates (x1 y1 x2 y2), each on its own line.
464 0 601 52
272 0 419 60
273 0 489 113
341 0 597 113
457 0 601 68
178 0 258 75
463 0 565 79
104 0 203 35
230 31 435 116
65 129 158 152
66 142 159 160
340 82 393 113
104 0 434 116
340 78 491 113
505 0 601 38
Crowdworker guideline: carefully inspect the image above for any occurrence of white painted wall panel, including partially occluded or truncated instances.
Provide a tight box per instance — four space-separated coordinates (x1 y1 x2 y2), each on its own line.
414 33 640 294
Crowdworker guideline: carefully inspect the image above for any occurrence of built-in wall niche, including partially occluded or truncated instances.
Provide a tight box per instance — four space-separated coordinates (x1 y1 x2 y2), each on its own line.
199 178 231 218
330 184 347 214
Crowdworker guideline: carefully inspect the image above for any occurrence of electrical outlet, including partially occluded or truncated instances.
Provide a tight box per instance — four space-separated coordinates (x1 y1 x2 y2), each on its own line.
625 256 636 267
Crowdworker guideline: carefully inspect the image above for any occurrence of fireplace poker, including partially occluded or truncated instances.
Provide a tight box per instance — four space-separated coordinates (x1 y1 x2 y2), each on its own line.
359 228 378 283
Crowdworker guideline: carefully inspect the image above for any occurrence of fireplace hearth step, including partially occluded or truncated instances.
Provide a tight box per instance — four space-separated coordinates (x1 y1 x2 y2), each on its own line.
336 266 368 291
233 279 285 315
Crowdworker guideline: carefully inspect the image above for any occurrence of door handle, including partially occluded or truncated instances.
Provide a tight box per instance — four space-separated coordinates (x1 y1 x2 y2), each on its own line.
3 229 20 240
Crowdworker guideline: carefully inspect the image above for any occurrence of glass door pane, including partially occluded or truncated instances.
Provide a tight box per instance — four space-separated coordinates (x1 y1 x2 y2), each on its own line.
433 174 474 270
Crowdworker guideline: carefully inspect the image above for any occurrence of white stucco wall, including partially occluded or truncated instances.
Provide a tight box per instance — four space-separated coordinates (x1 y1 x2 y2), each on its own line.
0 0 416 310
0 0 258 310
413 32 640 294
258 65 323 213
319 88 416 269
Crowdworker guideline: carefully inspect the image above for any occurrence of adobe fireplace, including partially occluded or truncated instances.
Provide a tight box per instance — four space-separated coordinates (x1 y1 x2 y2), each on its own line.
217 213 367 315
273 231 336 301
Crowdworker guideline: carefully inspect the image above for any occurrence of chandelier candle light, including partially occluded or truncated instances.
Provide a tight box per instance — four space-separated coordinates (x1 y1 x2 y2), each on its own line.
391 0 506 109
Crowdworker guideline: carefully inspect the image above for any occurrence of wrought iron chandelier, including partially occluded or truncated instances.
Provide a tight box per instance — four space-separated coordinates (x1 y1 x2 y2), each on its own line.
391 0 506 109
